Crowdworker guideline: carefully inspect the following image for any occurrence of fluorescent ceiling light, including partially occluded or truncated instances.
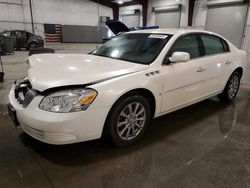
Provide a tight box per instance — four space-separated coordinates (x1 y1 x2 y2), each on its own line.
118 1 124 4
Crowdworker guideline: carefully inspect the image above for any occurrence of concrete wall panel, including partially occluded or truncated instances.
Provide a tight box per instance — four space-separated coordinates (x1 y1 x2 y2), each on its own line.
193 0 250 52
0 0 113 37
147 0 189 28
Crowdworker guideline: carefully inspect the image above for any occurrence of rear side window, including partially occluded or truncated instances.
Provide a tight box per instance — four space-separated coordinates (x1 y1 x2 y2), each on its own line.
221 39 229 52
200 34 227 55
27 32 33 38
169 35 200 59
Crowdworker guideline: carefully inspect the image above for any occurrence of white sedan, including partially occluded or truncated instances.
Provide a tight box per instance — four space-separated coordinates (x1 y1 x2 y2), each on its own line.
8 29 247 147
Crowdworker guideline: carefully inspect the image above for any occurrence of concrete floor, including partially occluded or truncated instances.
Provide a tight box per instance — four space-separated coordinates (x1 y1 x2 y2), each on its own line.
0 43 250 188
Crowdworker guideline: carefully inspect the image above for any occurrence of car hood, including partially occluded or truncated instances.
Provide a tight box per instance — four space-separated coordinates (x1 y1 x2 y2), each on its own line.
106 20 130 35
27 54 148 92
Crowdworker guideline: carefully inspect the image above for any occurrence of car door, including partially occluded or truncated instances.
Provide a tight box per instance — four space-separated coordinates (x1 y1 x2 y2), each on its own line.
16 31 27 48
199 34 231 91
10 31 16 48
161 34 209 113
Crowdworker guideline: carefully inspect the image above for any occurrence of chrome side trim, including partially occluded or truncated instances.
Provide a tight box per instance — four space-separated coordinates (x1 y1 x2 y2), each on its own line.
165 79 207 93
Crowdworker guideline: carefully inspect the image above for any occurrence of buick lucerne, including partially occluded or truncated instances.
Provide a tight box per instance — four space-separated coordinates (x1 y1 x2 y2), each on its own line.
8 29 247 147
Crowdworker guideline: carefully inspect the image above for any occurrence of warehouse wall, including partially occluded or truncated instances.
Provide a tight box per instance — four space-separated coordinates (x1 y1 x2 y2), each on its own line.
119 5 143 27
242 5 250 52
147 0 189 27
192 0 207 30
0 0 24 30
0 0 113 36
192 0 250 52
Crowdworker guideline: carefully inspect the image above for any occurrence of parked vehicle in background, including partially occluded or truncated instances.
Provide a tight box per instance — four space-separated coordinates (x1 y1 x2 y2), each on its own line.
0 34 14 55
0 30 44 50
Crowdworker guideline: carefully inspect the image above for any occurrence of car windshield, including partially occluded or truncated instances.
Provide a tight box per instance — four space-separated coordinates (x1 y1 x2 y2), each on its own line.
90 33 172 65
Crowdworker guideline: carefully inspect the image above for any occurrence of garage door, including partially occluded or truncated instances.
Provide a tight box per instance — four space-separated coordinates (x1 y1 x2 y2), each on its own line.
121 14 140 28
155 11 180 28
206 4 247 48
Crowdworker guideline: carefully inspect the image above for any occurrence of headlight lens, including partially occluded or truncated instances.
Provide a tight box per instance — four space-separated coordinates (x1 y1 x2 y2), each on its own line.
39 88 97 113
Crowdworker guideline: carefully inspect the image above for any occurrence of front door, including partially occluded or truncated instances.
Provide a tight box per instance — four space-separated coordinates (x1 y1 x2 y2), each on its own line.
15 31 27 48
161 34 207 113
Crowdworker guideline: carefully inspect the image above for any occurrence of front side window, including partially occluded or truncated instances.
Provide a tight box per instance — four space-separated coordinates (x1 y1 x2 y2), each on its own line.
169 35 200 59
200 34 226 55
16 31 25 38
15 31 21 38
91 33 172 65
27 32 33 38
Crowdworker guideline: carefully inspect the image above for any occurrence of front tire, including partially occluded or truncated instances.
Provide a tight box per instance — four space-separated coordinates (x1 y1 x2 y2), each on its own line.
218 71 241 102
104 94 151 147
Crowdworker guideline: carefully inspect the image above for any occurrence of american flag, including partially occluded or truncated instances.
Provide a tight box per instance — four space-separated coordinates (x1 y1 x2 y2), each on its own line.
44 24 62 42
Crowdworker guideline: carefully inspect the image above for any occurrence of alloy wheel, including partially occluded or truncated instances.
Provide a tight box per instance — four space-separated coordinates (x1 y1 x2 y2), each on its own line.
116 102 146 141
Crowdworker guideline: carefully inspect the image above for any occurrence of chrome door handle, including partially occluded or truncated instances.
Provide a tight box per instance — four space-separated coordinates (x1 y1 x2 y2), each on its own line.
196 67 206 72
225 60 232 65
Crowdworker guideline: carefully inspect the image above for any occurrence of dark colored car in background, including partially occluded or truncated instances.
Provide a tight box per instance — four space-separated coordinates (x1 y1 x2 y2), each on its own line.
0 30 44 50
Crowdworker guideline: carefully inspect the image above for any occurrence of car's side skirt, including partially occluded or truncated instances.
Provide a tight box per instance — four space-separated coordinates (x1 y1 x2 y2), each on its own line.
154 90 223 118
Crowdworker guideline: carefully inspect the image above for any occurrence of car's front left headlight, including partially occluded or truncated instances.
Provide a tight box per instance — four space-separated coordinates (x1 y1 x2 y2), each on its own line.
39 88 97 113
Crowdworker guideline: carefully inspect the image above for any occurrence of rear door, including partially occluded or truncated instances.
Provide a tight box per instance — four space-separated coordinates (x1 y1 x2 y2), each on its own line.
199 34 231 92
161 34 208 112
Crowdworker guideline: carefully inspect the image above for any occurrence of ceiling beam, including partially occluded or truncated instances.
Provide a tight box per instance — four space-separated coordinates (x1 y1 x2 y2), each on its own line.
140 0 148 27
89 0 119 20
119 1 139 7
90 0 148 25
188 0 196 26
90 0 116 8
113 6 119 21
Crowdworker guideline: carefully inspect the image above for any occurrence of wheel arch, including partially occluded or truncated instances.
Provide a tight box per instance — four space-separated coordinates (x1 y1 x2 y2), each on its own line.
222 66 243 91
233 67 243 78
101 88 156 138
218 66 243 102
28 41 38 49
110 88 156 119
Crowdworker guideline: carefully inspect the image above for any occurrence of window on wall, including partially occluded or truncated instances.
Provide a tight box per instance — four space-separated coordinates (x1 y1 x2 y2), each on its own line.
169 35 200 59
200 34 226 55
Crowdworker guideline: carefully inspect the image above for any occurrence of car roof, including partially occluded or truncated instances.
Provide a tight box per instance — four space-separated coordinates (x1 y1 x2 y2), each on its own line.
2 29 29 32
128 28 218 36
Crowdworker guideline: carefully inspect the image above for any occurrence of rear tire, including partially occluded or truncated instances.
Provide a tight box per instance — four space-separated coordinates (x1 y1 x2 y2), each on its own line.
218 71 241 102
28 42 37 50
103 94 151 147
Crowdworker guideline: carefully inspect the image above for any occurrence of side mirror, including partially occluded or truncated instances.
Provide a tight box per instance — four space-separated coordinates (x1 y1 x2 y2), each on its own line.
170 52 190 63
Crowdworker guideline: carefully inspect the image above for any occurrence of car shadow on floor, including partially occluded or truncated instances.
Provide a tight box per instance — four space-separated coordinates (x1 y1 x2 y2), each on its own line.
17 94 243 167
